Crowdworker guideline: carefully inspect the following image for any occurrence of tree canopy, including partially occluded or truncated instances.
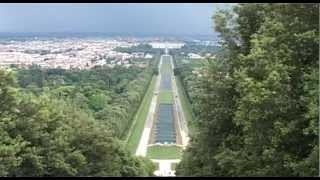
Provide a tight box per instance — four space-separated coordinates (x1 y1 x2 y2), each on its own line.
0 58 158 176
176 3 319 177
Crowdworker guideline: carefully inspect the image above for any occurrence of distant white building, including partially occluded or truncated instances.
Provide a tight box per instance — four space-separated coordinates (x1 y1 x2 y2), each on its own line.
145 54 153 59
149 42 184 49
188 53 204 59
132 52 145 58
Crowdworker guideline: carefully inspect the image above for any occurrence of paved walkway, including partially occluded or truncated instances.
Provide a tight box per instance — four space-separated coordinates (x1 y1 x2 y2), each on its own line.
152 159 180 176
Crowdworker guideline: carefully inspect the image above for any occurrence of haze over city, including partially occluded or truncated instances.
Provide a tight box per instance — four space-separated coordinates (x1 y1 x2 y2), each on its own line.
0 3 233 36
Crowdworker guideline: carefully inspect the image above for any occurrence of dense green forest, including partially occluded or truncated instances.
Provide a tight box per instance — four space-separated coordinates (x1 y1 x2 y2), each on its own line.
115 42 221 58
114 44 163 55
170 43 221 57
0 59 158 176
15 63 157 139
176 3 319 176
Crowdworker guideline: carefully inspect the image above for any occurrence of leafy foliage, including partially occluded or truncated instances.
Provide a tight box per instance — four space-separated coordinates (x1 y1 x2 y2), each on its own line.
15 62 157 139
0 59 157 176
176 3 319 177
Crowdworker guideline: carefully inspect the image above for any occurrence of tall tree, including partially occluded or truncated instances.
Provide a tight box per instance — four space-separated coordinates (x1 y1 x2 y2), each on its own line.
176 3 319 176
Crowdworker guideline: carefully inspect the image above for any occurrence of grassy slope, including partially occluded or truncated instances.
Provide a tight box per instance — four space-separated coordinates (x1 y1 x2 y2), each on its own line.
126 76 156 153
174 58 197 135
147 145 182 159
175 76 195 135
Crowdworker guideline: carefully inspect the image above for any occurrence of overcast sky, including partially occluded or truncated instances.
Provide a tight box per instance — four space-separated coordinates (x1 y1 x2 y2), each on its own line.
0 3 234 35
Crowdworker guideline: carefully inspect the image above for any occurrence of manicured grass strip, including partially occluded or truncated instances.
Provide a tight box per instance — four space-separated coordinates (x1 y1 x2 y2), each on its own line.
161 63 172 73
175 76 195 135
126 76 156 154
158 90 173 104
161 57 172 73
147 145 182 159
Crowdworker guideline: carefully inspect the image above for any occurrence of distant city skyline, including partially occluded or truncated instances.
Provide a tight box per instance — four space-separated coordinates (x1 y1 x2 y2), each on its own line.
0 3 234 36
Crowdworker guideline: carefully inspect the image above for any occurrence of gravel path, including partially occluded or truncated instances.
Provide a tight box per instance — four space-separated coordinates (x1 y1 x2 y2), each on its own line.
152 159 181 176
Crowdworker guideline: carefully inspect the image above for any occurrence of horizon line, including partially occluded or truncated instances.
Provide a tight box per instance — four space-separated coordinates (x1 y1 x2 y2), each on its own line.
0 31 218 36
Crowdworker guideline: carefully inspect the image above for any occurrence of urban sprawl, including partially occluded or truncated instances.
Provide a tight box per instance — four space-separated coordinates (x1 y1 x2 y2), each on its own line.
0 38 211 70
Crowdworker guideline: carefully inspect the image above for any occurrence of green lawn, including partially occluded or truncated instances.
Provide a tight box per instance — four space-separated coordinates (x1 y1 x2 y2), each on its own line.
178 58 205 68
175 76 195 135
147 145 182 159
126 76 156 153
161 57 172 74
161 64 172 73
158 90 173 104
